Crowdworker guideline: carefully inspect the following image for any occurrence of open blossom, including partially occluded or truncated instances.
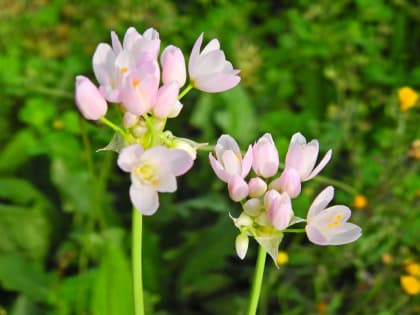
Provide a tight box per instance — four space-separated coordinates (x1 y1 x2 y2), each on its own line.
188 33 240 93
75 76 108 120
305 186 362 245
117 144 193 215
252 133 279 178
93 27 160 103
271 132 332 198
209 135 252 183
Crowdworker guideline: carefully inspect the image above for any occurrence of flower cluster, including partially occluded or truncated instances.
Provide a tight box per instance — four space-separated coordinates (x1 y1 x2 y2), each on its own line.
209 133 362 265
75 27 240 215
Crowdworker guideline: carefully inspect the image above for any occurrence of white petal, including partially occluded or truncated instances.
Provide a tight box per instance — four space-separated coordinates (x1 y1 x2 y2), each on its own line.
325 223 362 245
209 153 230 182
307 186 335 221
305 149 333 181
129 184 159 215
311 205 351 227
117 144 144 172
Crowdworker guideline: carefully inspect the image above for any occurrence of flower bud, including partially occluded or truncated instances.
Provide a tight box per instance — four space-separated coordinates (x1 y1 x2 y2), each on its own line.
235 233 249 260
248 177 267 198
153 82 181 118
235 212 253 227
267 191 293 230
252 133 279 178
243 198 262 217
228 175 249 201
75 76 108 120
161 45 186 87
272 168 301 198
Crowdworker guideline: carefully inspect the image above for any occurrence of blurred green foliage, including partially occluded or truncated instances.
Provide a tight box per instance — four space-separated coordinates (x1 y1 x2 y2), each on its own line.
0 0 419 314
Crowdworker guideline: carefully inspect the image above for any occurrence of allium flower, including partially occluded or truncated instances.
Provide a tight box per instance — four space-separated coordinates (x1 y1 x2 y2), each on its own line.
209 135 252 183
271 132 332 198
161 45 186 87
305 186 362 245
117 144 193 215
75 76 108 120
188 33 240 93
252 133 279 178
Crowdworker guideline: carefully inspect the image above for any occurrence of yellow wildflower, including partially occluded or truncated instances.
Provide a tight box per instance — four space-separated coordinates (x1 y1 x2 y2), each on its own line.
276 251 288 265
405 262 420 277
401 275 420 295
353 194 368 209
398 87 418 112
381 253 393 265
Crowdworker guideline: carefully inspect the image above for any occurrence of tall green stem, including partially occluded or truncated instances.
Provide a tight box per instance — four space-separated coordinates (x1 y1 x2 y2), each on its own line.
246 245 267 315
132 209 144 315
178 83 193 100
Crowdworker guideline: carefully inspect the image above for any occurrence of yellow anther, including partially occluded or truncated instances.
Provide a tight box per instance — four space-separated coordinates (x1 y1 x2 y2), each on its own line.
121 67 128 73
132 79 140 88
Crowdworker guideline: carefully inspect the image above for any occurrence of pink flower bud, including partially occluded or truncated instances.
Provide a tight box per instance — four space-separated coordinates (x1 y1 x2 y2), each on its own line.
248 177 267 198
235 233 249 260
75 76 108 120
252 133 279 178
272 168 301 198
265 190 293 230
228 175 249 201
153 82 182 118
161 45 187 87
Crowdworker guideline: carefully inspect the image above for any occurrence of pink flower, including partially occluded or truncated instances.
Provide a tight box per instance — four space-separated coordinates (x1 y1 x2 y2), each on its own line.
188 33 240 93
209 135 252 183
264 190 293 230
161 45 186 87
152 82 182 118
252 133 279 178
117 144 193 215
285 132 332 181
92 27 160 102
305 186 362 245
228 175 249 201
119 58 160 115
75 76 108 120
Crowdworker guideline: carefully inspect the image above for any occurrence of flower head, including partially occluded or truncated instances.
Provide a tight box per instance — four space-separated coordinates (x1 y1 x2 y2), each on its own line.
305 186 361 245
117 144 193 215
209 135 252 183
398 87 418 112
188 33 240 93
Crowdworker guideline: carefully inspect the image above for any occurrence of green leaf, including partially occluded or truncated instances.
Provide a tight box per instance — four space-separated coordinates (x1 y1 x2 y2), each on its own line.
91 239 134 315
19 97 57 132
0 254 53 302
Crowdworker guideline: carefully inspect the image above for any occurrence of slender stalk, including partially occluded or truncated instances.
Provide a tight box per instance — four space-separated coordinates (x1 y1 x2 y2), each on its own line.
314 174 358 195
246 245 267 315
178 83 193 100
99 117 127 137
132 209 144 315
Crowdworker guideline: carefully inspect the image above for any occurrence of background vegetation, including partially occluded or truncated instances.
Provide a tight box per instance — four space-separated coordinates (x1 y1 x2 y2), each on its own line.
0 0 419 314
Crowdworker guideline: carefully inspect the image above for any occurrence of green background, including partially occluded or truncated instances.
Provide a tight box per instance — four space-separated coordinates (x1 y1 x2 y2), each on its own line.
0 0 419 314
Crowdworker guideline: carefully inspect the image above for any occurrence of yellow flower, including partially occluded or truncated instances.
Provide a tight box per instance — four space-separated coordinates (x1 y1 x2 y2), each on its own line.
276 251 288 265
398 87 418 112
353 194 368 209
405 262 420 277
381 253 393 265
401 275 420 295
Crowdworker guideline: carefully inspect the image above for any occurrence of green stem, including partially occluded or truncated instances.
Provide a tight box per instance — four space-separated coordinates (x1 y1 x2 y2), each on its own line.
246 245 267 315
178 83 193 100
282 228 306 233
132 209 144 315
314 174 358 195
99 117 127 137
